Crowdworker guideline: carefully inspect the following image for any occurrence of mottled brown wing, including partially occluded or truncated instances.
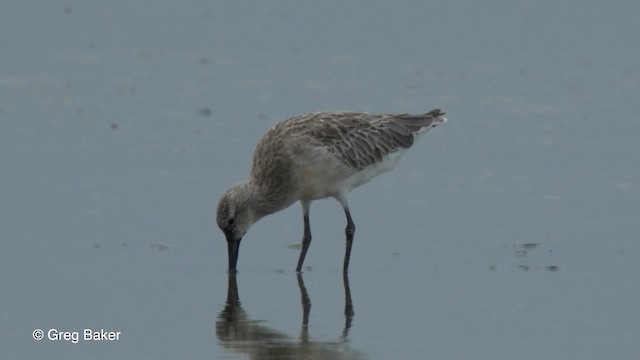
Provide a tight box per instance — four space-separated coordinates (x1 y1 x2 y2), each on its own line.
303 109 443 170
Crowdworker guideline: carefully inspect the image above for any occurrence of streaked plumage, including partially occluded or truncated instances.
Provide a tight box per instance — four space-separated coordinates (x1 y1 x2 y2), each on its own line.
217 108 447 272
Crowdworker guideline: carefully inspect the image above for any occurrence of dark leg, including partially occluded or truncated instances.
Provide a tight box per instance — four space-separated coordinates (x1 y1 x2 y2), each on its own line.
343 207 356 272
296 201 312 272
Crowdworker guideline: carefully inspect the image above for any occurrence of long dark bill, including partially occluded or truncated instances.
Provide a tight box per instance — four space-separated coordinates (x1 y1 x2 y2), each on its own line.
226 236 241 273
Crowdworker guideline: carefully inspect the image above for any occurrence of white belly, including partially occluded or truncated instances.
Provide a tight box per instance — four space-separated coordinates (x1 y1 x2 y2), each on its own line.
300 149 406 200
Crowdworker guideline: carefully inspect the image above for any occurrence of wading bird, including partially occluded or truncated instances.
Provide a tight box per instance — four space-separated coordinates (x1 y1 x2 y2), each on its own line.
217 108 447 272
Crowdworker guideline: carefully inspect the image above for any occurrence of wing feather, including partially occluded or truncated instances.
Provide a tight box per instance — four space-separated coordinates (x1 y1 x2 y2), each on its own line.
293 109 444 170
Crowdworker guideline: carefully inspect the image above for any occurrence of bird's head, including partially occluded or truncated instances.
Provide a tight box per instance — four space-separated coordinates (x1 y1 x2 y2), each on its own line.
216 182 257 272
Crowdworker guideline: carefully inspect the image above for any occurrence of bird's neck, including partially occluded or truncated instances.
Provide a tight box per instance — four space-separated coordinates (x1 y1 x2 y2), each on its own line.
246 178 297 219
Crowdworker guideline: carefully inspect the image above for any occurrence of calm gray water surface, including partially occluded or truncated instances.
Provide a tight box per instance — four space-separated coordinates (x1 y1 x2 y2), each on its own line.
2 1 639 359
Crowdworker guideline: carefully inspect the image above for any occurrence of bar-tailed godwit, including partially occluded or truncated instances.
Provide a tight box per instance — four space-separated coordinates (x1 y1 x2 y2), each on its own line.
217 108 447 272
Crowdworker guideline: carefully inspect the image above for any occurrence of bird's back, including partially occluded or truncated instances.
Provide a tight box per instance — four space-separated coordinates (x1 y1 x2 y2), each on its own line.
248 109 446 201
281 109 446 170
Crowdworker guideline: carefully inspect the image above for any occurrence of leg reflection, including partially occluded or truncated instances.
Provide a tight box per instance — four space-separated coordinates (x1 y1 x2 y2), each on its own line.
342 272 354 339
216 273 366 360
296 272 311 343
295 272 355 342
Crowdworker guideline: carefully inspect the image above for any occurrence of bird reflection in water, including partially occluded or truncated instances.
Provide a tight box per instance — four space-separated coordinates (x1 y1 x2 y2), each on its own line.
217 273 366 360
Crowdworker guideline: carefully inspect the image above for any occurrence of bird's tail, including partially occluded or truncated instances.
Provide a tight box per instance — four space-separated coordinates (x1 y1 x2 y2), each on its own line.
391 108 447 135
427 108 447 126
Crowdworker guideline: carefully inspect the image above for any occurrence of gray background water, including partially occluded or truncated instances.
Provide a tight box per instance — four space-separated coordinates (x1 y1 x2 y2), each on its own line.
2 1 639 359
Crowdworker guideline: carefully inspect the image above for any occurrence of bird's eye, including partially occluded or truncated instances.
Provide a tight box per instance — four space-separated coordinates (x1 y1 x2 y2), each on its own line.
228 218 235 227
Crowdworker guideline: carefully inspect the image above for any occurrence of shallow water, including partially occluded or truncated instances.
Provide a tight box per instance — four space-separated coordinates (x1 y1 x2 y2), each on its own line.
2 0 639 359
